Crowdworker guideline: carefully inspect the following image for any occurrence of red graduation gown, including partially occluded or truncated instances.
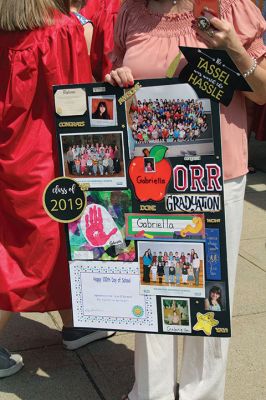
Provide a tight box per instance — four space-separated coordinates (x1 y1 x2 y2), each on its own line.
82 0 121 81
0 14 92 312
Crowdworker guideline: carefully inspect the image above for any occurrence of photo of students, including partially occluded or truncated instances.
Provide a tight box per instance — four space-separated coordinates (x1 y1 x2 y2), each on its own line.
126 84 215 158
138 242 205 296
60 132 126 186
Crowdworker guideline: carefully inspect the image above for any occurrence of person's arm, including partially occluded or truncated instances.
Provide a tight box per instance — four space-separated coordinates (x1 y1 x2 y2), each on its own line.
83 23 93 55
196 16 266 105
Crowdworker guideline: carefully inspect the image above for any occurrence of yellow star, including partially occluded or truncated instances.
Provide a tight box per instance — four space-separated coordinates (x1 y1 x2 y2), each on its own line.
122 124 126 128
193 312 219 336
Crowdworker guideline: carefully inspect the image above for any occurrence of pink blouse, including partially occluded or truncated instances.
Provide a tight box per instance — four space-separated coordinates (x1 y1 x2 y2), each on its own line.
113 0 266 180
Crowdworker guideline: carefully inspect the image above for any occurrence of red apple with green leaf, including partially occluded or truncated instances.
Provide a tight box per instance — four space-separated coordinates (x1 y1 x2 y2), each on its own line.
129 145 171 201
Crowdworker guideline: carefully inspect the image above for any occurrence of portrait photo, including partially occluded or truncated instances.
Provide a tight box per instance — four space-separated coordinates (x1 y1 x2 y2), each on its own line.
89 95 117 127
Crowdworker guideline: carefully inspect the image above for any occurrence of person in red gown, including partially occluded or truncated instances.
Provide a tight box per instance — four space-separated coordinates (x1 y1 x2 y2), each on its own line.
0 0 112 378
82 0 121 80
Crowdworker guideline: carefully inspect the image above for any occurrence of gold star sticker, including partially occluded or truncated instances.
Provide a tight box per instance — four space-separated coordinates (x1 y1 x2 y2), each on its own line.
193 312 219 336
122 124 125 128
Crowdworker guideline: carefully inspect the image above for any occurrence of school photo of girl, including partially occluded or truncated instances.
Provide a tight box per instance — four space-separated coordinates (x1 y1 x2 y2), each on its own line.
205 283 226 312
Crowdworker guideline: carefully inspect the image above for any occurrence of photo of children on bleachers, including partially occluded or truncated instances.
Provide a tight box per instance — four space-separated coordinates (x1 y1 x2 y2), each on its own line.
126 83 215 158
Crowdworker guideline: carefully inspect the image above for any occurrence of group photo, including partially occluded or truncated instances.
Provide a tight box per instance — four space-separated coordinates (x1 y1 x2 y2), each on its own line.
126 83 215 158
60 131 126 187
138 241 205 297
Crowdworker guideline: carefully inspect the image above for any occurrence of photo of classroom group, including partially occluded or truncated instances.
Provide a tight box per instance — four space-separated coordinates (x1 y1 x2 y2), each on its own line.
129 98 210 144
61 133 124 179
140 247 204 288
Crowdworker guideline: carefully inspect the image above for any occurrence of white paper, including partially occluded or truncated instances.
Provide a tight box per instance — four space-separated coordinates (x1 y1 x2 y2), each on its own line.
70 261 158 332
55 88 87 116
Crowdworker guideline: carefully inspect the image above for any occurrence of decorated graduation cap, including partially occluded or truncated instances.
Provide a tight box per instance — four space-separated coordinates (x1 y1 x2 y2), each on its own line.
178 47 251 106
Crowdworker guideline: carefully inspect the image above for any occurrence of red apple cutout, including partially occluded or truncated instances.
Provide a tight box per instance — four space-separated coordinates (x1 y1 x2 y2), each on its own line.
129 145 172 201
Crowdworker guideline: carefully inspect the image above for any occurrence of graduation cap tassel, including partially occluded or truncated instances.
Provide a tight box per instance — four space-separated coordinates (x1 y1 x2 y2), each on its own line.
166 52 182 79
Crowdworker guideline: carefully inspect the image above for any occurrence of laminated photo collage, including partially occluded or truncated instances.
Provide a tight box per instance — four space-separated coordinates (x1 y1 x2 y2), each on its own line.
53 78 231 337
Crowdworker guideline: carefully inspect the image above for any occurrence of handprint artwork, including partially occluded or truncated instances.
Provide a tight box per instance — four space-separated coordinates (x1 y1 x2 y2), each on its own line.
85 205 118 246
81 204 123 248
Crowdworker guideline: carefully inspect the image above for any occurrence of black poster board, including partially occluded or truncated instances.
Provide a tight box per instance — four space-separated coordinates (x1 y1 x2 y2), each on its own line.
52 78 231 337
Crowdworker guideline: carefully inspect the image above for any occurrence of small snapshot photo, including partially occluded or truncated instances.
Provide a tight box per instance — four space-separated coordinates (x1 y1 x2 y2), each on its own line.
138 241 205 297
126 83 214 158
89 95 117 127
161 298 191 333
204 281 226 312
60 131 126 188
144 157 156 173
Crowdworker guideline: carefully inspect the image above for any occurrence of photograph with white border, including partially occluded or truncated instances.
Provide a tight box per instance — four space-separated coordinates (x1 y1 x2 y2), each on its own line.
60 131 127 188
138 240 205 297
161 297 191 333
89 95 118 127
126 83 214 158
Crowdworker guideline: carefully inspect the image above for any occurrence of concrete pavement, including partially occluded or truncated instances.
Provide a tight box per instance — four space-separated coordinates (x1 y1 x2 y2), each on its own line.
1 143 265 400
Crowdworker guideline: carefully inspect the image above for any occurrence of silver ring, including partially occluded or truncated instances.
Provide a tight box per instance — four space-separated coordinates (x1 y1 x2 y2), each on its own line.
197 16 211 31
207 29 215 38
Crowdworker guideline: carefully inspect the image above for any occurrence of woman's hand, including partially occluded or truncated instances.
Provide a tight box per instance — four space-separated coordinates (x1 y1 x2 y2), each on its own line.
195 12 243 54
105 67 134 87
195 11 266 105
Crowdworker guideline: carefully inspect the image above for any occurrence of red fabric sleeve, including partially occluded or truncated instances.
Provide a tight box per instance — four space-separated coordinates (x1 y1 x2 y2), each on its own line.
82 0 121 81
